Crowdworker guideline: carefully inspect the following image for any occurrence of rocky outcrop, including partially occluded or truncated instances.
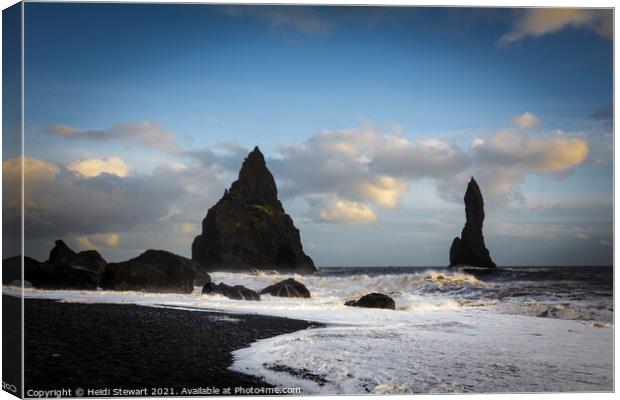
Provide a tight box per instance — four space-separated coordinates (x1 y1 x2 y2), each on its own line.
2 240 106 290
345 293 396 310
192 146 315 274
2 255 100 290
260 278 311 298
449 178 496 269
27 262 101 290
48 239 107 272
2 255 30 284
202 282 260 301
100 250 201 293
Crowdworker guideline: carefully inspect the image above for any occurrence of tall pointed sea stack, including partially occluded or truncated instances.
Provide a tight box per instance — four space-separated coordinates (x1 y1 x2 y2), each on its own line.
449 177 496 269
192 146 316 274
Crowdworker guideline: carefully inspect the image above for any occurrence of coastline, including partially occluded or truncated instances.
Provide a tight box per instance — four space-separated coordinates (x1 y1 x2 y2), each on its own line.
6 265 613 395
19 296 317 397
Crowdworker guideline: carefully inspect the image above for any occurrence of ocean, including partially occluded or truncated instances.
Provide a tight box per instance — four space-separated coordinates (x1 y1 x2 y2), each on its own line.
11 266 614 394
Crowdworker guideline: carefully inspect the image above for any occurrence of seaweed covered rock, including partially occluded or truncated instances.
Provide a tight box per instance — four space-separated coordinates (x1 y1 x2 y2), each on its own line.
202 282 260 301
345 293 395 310
260 278 311 298
192 147 315 274
449 178 496 269
100 250 199 293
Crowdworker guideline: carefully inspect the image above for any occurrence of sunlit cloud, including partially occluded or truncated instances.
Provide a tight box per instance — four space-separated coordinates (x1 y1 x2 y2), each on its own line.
176 223 198 234
272 119 590 215
75 233 120 250
313 198 377 223
357 176 407 208
499 8 612 45
479 130 589 173
509 112 540 128
2 155 226 243
3 157 60 210
67 156 133 178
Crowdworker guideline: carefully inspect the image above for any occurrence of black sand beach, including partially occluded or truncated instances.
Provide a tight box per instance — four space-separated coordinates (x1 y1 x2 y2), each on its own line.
19 297 315 396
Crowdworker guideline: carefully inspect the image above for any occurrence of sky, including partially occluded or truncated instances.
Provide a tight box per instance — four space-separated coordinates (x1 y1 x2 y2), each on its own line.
5 4 613 266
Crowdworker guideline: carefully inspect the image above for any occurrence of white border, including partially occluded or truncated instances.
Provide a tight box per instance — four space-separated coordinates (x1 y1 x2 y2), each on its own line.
0 2 615 400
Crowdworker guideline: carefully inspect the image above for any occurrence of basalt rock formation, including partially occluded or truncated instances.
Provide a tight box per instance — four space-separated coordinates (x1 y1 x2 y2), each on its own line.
345 293 396 310
192 146 316 274
48 239 107 272
100 249 201 294
2 256 34 284
202 282 260 301
260 278 311 298
2 240 107 290
449 178 496 269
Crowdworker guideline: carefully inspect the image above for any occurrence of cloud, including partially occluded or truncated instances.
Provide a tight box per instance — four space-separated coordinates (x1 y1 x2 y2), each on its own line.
46 124 77 136
75 233 120 250
3 153 229 252
3 157 60 210
311 197 377 223
67 157 133 178
220 6 331 34
357 176 408 208
176 223 198 234
499 9 612 45
10 117 595 258
509 112 540 128
270 121 590 216
475 130 589 173
3 156 60 185
269 124 412 222
44 122 183 155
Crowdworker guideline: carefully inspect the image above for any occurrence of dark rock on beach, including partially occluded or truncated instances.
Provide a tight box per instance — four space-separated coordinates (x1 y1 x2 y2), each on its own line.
3 255 39 284
260 278 311 298
4 253 100 290
21 297 317 394
26 261 101 290
3 241 106 290
449 177 496 269
48 239 107 272
345 293 396 310
202 282 260 301
100 250 200 294
192 146 316 274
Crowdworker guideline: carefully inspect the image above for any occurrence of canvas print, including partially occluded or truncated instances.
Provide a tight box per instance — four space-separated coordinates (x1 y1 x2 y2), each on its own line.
2 3 614 397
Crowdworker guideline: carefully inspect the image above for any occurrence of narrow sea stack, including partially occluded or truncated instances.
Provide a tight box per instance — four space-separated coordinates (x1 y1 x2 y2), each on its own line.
192 146 316 274
449 177 496 269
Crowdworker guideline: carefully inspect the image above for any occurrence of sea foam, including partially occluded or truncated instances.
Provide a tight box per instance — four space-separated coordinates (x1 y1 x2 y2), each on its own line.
5 268 613 394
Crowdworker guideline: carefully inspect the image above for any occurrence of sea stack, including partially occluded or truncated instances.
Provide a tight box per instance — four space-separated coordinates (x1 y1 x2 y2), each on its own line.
192 146 316 274
449 177 496 269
